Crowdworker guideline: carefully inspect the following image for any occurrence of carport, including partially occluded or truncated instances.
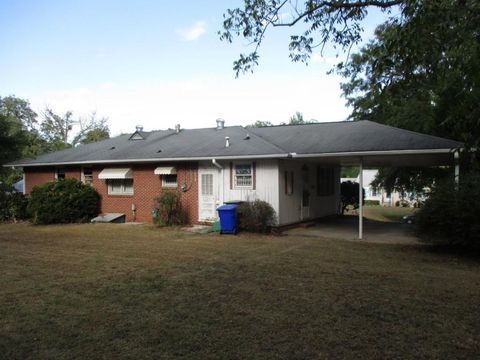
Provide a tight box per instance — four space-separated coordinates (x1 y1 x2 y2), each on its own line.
291 148 461 239
251 121 463 240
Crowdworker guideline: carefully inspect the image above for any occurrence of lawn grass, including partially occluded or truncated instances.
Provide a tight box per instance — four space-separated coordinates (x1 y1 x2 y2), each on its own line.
0 223 479 359
361 205 416 222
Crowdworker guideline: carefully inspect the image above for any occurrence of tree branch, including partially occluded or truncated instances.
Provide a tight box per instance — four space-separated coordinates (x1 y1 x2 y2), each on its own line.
272 0 402 28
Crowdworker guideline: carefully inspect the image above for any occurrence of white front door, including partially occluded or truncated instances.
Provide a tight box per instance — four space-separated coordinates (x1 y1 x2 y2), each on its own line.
199 171 217 221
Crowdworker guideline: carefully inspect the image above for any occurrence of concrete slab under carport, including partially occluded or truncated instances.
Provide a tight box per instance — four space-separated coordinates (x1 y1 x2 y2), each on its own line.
284 216 421 245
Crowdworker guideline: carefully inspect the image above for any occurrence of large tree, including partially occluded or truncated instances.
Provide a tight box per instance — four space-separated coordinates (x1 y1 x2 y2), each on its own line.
0 96 47 182
41 109 110 150
339 1 480 151
1 96 111 184
74 112 110 145
220 0 479 194
40 108 75 151
338 0 480 192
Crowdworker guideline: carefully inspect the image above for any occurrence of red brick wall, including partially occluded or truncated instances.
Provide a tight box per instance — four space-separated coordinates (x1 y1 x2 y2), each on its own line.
24 163 199 224
176 162 198 225
65 168 81 180
25 167 55 194
25 167 82 194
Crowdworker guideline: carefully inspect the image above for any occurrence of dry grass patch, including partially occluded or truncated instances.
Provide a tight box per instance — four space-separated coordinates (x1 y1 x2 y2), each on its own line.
0 223 479 359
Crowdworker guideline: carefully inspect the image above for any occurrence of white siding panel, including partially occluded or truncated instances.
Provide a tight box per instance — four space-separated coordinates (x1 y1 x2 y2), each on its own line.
278 160 340 226
199 160 279 224
278 161 303 225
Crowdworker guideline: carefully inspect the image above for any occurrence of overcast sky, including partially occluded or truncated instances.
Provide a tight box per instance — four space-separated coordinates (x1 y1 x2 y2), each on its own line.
0 0 389 136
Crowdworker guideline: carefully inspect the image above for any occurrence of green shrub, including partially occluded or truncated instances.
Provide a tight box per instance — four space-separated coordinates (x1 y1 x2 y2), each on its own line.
0 183 29 222
416 172 480 248
365 200 380 206
237 200 276 233
395 200 410 207
340 181 365 214
153 191 185 226
28 178 100 224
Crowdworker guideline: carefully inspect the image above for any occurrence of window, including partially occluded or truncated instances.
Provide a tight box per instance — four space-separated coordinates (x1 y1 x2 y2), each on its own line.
108 179 133 195
234 163 253 188
285 171 294 195
81 167 93 185
201 174 213 195
162 174 177 188
55 168 66 180
317 167 335 196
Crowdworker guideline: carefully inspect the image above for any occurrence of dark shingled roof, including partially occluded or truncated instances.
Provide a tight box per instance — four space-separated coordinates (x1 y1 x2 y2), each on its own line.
7 120 462 167
248 120 462 154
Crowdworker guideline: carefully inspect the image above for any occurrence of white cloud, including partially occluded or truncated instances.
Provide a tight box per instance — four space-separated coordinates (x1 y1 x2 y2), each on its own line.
29 74 350 137
177 21 207 41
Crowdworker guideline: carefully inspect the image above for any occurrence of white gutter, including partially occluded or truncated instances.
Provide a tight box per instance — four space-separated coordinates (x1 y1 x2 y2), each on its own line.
289 148 459 159
6 148 462 168
7 153 291 168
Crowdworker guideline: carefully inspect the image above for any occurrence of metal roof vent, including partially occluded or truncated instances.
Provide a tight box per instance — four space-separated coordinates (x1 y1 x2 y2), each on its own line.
175 124 181 134
216 118 225 130
136 125 143 132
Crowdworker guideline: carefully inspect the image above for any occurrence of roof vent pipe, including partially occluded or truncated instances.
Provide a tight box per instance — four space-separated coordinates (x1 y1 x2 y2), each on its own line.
216 118 225 130
175 124 181 134
225 136 230 148
136 125 143 132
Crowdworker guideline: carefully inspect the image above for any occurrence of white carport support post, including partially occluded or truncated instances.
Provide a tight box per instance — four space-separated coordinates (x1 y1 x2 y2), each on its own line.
454 150 460 189
359 158 363 240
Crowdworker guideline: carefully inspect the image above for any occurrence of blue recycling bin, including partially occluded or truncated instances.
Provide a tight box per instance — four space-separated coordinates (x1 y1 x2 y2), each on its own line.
217 204 239 235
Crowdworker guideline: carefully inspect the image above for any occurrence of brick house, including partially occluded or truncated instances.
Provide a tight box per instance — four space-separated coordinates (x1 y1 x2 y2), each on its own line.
7 120 462 227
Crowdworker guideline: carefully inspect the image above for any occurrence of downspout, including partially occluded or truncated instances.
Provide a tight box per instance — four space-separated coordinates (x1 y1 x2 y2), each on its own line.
212 159 224 212
212 158 223 170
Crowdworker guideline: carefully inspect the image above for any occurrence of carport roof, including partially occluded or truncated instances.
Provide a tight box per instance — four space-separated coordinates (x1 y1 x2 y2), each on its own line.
6 120 462 167
248 120 462 154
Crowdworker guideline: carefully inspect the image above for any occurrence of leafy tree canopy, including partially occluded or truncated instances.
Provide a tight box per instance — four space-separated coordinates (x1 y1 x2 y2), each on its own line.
220 0 479 194
339 0 480 152
284 111 318 125
338 0 480 191
0 95 111 183
0 96 44 182
248 112 318 127
341 166 359 178
40 109 110 151
220 0 402 77
249 120 274 127
74 112 110 146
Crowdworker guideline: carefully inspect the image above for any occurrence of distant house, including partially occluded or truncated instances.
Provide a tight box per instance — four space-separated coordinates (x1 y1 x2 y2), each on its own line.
13 179 24 193
345 169 404 206
6 120 461 226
